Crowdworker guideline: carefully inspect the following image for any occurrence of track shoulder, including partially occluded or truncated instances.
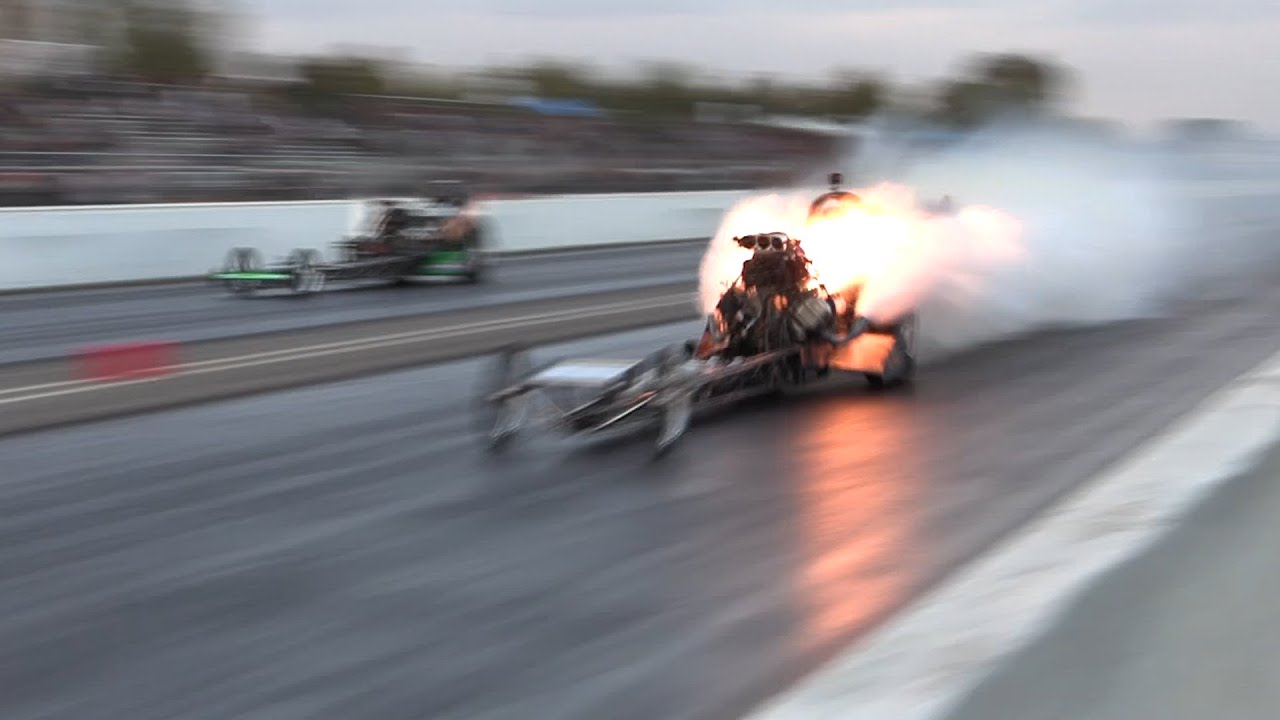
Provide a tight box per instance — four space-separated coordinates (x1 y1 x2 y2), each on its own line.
744 346 1280 720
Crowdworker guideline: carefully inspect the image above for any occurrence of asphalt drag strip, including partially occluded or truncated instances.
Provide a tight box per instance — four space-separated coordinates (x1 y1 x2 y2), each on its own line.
0 284 1278 720
0 240 709 366
0 282 699 438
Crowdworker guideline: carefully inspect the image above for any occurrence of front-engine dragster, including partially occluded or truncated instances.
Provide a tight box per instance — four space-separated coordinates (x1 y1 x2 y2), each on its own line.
208 181 486 296
476 230 917 455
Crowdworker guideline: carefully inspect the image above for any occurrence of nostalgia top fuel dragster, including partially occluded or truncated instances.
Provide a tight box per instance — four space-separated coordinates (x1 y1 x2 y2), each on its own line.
477 225 917 455
209 182 486 295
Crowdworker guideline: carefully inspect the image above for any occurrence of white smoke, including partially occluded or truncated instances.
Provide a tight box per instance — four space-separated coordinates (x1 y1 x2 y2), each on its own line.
699 121 1280 362
695 184 1025 327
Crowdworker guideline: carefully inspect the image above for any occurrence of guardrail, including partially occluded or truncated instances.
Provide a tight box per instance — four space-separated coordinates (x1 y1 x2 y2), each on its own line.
0 190 754 292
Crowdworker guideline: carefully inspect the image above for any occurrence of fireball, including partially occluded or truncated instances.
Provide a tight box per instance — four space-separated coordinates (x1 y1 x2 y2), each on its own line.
697 182 1025 326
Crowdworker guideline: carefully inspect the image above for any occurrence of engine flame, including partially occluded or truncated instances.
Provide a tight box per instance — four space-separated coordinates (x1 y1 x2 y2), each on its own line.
697 182 1026 325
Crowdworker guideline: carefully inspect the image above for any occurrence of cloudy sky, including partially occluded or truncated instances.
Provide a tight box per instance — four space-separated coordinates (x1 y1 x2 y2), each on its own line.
243 0 1280 133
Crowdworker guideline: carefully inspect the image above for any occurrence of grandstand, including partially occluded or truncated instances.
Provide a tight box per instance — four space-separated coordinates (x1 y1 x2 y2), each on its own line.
0 71 842 206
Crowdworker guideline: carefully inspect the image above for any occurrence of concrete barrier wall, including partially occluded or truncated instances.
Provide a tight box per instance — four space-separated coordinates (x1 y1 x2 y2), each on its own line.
0 190 754 292
1 201 350 291
5 170 1280 293
478 190 751 253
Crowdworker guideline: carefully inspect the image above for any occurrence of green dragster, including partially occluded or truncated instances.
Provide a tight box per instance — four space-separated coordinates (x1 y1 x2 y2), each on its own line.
210 193 486 295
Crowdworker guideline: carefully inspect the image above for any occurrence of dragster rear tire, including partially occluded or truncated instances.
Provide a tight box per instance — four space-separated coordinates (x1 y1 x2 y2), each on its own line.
462 260 483 285
460 225 485 284
867 314 918 390
287 248 325 295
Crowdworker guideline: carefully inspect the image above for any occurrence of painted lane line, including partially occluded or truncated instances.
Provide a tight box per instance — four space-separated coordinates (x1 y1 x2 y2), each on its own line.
0 294 695 407
0 376 93 397
745 346 1280 720
0 293 693 399
0 293 693 404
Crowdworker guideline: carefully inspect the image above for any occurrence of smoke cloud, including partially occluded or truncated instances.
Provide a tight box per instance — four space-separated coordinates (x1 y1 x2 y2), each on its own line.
698 122 1280 361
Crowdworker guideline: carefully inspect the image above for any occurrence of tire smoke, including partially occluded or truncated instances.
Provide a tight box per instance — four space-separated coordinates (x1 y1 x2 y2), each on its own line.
699 122 1280 361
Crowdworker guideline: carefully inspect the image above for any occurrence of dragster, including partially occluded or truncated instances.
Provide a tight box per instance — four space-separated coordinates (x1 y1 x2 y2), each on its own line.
476 228 917 455
209 183 486 296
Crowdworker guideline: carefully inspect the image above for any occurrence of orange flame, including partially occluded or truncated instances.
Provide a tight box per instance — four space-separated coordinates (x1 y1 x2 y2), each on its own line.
697 183 1026 324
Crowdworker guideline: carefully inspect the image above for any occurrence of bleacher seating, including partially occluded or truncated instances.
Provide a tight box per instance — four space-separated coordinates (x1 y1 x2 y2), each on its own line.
0 75 838 206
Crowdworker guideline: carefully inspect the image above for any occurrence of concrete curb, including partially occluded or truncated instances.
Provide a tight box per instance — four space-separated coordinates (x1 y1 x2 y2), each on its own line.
744 347 1280 719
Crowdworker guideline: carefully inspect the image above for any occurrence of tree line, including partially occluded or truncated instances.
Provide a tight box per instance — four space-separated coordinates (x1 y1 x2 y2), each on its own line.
44 0 1072 128
287 52 1071 129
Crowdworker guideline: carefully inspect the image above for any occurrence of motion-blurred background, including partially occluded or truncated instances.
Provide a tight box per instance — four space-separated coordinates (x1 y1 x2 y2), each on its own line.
2 0 1267 208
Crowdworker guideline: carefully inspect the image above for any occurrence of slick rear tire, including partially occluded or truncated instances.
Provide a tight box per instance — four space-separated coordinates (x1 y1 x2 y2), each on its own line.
287 248 325 295
462 226 485 284
865 355 915 391
462 262 483 284
867 314 918 390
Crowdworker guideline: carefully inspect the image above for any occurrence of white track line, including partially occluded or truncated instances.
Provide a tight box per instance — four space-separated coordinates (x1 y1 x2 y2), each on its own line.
0 293 693 406
745 346 1280 720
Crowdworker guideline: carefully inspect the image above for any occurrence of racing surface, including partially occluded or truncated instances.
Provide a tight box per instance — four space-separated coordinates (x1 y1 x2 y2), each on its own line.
0 242 707 365
0 283 696 437
2 283 1279 720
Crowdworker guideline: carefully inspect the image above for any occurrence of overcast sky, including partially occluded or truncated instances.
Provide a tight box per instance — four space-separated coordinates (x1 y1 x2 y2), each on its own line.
244 0 1280 133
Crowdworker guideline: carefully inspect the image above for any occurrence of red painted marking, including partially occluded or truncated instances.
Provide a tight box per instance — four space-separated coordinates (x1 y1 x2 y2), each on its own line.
74 341 180 382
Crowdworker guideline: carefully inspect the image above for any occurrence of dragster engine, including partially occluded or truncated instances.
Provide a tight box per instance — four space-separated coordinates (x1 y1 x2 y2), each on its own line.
702 232 845 358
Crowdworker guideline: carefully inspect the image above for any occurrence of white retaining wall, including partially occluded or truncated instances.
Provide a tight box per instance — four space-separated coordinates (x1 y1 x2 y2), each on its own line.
5 172 1280 293
0 190 754 291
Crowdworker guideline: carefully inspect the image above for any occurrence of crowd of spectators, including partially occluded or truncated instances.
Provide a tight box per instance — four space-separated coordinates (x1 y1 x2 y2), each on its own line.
0 75 841 206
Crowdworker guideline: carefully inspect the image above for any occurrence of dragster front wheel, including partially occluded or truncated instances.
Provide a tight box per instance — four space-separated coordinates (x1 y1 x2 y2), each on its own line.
652 344 695 456
224 247 264 296
474 346 531 451
654 393 692 456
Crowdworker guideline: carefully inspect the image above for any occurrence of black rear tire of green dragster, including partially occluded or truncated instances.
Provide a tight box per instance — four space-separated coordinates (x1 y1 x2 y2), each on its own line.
462 223 486 284
287 248 325 295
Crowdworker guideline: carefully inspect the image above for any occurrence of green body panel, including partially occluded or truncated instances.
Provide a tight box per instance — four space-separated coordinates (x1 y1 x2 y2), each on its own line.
425 251 471 263
415 250 475 275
